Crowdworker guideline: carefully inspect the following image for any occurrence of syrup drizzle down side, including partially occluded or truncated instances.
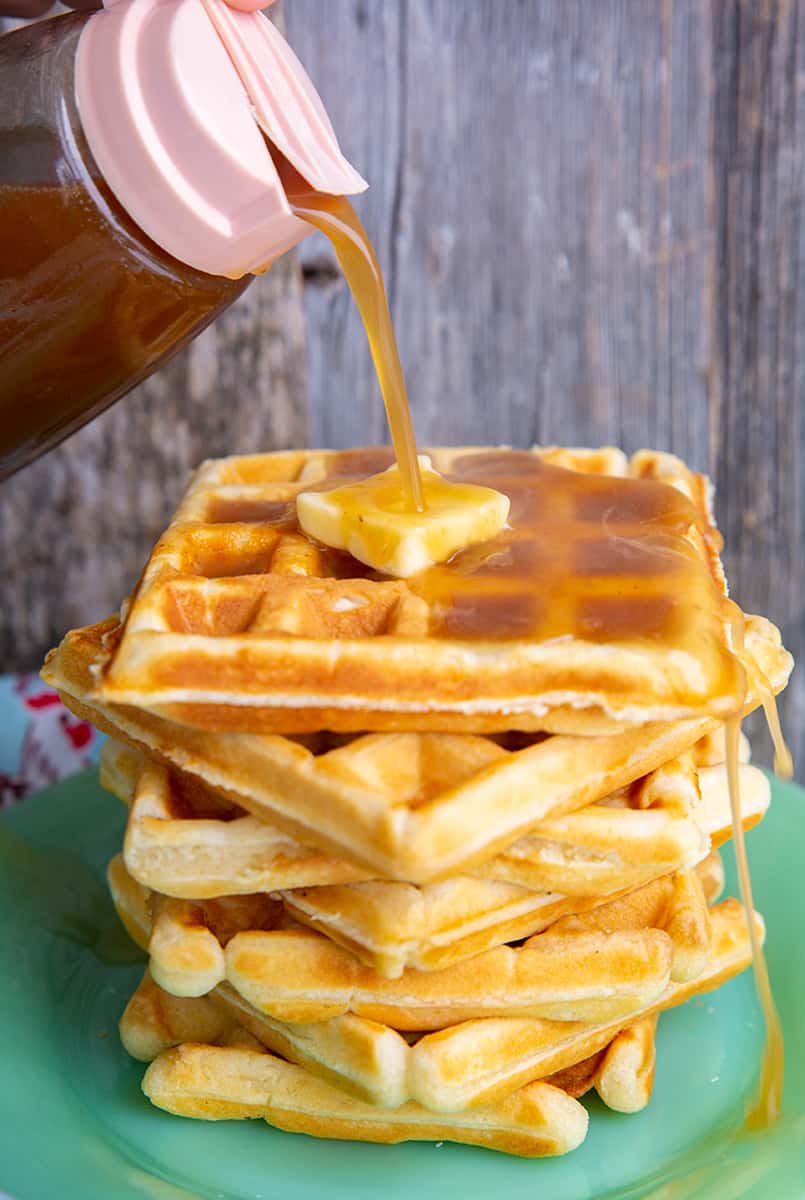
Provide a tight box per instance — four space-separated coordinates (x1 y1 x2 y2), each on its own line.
723 599 792 1127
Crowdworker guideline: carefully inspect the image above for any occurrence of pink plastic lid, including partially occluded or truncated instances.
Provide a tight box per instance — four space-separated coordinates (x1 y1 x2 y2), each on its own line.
75 0 367 278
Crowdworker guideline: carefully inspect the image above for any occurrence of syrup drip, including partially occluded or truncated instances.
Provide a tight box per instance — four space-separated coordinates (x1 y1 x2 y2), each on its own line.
761 694 794 779
276 161 423 512
722 598 792 1128
723 599 793 777
725 719 784 1128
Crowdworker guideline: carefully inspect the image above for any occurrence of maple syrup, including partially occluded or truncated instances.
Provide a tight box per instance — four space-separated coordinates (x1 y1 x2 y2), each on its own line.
282 449 740 706
275 158 424 512
0 18 249 480
725 719 785 1126
0 182 247 478
720 598 792 1126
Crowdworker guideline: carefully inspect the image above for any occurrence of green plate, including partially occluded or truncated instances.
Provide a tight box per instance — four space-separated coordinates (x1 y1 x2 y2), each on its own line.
1 770 803 1200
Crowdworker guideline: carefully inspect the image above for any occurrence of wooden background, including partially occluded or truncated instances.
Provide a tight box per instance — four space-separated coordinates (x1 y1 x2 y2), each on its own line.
1 1 802 769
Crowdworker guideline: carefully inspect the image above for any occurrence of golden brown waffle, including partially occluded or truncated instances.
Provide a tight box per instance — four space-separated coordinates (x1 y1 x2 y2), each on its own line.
109 853 715 1027
102 741 369 892
44 617 788 882
142 1042 590 1157
185 872 638 983
120 970 233 1063
101 735 765 979
87 447 750 733
104 743 754 980
102 740 766 969
541 868 711 983
222 871 706 1027
148 892 282 998
277 765 766 976
121 966 419 1110
474 758 768 893
104 738 748 905
585 1015 658 1113
694 843 725 902
108 854 674 1024
275 878 651 980
111 855 739 1112
409 896 757 1111
122 969 657 1116
119 889 751 1115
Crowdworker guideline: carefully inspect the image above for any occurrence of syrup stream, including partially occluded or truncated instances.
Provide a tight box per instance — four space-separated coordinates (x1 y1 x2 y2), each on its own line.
283 176 424 512
725 717 784 1127
722 598 791 1128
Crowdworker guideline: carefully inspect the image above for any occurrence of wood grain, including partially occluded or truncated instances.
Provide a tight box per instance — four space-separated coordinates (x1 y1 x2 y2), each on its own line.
287 0 714 461
710 0 804 765
1 1 802 768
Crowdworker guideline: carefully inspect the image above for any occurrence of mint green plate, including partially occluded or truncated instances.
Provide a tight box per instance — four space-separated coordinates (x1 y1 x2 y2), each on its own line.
1 771 803 1200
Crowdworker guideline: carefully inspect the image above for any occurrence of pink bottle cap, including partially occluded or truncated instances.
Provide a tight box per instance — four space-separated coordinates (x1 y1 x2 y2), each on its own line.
75 0 367 278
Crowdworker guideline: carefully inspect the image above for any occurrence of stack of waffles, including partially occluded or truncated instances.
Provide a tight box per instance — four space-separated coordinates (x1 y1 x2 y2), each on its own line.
42 447 793 1158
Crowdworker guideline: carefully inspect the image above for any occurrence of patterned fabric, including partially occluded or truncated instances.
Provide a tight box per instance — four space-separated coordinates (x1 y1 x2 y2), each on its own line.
0 674 101 808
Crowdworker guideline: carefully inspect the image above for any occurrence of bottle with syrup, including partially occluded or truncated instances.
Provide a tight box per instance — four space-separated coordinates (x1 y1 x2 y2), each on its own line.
0 0 366 481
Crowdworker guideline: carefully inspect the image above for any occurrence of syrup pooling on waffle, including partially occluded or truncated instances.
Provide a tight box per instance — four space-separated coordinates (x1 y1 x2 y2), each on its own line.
112 444 733 655
174 445 720 645
98 447 750 726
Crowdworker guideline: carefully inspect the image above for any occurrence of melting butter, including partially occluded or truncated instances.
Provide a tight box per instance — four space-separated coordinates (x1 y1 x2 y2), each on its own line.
296 456 510 578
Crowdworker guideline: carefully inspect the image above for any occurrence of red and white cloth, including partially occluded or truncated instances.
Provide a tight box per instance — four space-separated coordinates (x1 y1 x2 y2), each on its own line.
0 675 100 807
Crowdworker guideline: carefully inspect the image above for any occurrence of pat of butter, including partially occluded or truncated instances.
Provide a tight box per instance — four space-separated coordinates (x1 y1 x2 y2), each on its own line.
296 456 510 577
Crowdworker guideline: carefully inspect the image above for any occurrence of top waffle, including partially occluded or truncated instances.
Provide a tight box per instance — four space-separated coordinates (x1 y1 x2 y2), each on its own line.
94 446 747 734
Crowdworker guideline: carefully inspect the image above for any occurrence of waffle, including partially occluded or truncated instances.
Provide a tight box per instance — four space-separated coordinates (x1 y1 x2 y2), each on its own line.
86 447 753 733
109 854 673 1024
102 732 765 979
474 757 768 893
111 851 720 1028
409 896 758 1111
142 1042 590 1157
119 887 752 1115
120 969 233 1063
277 855 714 982
43 616 789 882
102 742 369 893
277 764 766 976
221 873 705 1027
584 1015 657 1113
102 736 725 901
148 892 282 998
123 968 657 1115
694 842 725 902
540 867 711 983
103 735 765 900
